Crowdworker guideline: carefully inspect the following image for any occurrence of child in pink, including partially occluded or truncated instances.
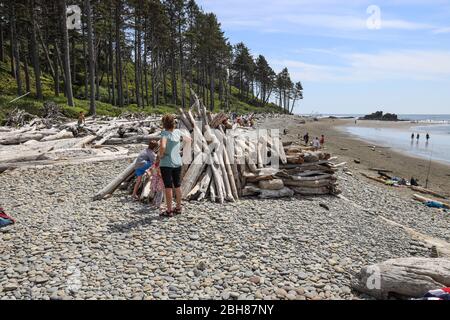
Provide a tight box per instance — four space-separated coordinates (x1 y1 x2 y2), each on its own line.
147 161 165 211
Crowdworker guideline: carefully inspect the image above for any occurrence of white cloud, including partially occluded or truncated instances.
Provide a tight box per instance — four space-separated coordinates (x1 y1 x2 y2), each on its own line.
433 27 450 34
198 0 449 35
271 50 450 83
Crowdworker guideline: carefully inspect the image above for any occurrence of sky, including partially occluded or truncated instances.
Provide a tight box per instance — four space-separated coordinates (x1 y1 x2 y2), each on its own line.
196 0 450 115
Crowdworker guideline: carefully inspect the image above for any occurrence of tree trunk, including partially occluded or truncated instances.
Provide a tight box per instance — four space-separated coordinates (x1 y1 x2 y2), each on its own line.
109 32 115 106
134 8 141 108
171 49 177 105
81 23 88 99
53 43 60 96
115 1 124 107
124 67 129 105
71 35 76 84
179 22 185 109
60 0 75 106
11 4 22 95
85 0 96 115
29 0 43 100
143 50 149 107
9 12 15 77
0 21 4 62
210 64 215 111
151 54 156 108
24 54 31 93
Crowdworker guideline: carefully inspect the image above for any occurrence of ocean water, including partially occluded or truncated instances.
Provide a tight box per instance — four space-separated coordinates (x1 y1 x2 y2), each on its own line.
319 114 450 123
343 124 450 165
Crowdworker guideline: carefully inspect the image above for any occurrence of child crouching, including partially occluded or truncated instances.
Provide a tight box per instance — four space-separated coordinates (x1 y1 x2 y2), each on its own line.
132 140 159 200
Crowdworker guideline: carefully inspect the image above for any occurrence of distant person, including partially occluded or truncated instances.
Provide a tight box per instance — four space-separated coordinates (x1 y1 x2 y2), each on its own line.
78 111 86 127
303 133 310 146
132 140 159 200
320 135 325 148
411 133 415 140
417 133 420 141
426 133 430 142
312 137 321 150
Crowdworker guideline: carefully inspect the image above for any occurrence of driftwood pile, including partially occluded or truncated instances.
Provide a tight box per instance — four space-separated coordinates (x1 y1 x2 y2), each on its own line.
178 96 341 202
95 94 341 203
0 109 162 174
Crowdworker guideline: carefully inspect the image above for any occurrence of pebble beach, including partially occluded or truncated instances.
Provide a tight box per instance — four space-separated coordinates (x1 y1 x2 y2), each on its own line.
1 117 448 300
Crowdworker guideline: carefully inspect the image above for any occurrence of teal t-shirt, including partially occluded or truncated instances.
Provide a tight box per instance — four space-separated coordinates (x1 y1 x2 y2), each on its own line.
160 129 183 168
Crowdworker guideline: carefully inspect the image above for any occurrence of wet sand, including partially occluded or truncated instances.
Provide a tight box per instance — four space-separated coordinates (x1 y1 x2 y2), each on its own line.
280 118 450 197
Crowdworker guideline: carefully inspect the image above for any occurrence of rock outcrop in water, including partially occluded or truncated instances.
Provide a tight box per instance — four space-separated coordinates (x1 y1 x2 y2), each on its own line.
360 111 398 121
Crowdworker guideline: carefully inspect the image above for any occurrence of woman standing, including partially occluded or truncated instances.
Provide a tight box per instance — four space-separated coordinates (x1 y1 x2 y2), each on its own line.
159 114 192 217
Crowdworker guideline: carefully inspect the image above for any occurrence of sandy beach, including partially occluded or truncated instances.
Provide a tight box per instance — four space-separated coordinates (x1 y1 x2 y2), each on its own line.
281 118 450 198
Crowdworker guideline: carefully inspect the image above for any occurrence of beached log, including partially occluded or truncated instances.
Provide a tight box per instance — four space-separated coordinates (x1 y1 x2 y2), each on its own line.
178 108 194 131
352 258 450 299
0 149 52 163
242 184 261 197
194 167 213 201
104 133 161 145
259 179 284 190
275 137 287 165
286 146 308 154
210 160 224 204
361 172 387 184
244 172 274 183
217 128 239 199
292 186 332 195
410 186 448 199
369 168 393 173
413 194 450 209
259 187 294 199
186 170 207 200
0 153 137 174
40 129 73 142
73 135 98 148
93 161 136 200
0 132 46 145
210 112 228 129
181 152 208 199
209 179 217 203
287 154 305 165
218 155 234 202
283 179 335 188
278 173 334 181
93 132 116 147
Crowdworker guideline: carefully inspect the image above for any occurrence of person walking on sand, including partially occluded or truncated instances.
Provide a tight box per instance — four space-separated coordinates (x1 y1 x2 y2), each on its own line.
159 114 192 217
312 137 321 151
417 133 420 141
426 133 430 142
132 140 158 200
320 135 325 148
411 133 415 140
303 132 310 146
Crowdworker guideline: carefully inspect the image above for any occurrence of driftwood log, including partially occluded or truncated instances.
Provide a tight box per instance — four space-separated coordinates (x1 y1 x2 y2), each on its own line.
353 258 450 299
93 161 136 200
